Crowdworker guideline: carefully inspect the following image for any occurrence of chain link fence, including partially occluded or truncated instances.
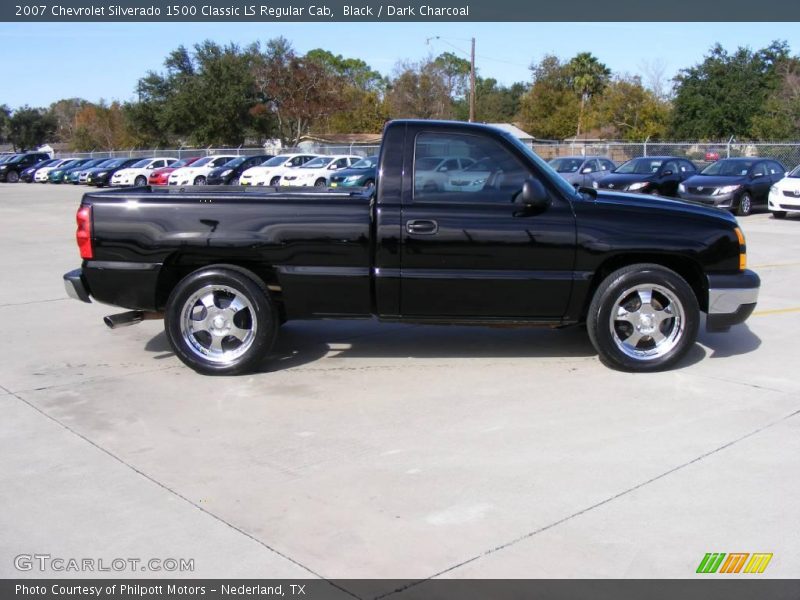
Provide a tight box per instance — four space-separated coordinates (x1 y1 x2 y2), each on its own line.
55 140 800 170
54 144 381 161
528 141 800 170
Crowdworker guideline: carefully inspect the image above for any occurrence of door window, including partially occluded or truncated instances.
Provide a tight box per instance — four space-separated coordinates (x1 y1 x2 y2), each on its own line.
414 132 531 202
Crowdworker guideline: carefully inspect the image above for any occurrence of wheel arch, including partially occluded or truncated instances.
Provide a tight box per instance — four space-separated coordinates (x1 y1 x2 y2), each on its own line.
155 254 285 319
582 253 708 319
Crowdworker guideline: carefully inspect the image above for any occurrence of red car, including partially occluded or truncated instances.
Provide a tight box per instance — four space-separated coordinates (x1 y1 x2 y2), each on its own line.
148 156 202 185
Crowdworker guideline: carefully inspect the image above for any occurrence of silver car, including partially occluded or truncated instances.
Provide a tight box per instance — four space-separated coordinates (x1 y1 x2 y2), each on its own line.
549 156 616 189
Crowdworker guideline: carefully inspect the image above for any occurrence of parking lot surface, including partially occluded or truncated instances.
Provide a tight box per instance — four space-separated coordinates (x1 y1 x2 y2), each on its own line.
1 184 798 587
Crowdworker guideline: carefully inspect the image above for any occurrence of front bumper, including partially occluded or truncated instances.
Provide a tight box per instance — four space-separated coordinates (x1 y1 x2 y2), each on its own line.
678 192 735 208
63 269 92 303
769 191 800 212
706 270 760 332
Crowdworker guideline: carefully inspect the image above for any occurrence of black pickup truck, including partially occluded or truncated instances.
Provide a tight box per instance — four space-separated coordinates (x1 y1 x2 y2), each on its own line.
63 120 760 375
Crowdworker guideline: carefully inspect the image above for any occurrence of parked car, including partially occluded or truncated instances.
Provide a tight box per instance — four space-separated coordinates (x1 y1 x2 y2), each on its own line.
766 164 800 219
85 158 141 187
594 156 698 197
328 156 379 188
66 159 108 184
35 159 75 183
0 152 51 182
20 158 61 183
148 157 201 186
110 157 178 187
206 155 273 186
64 119 759 376
280 155 360 187
47 158 95 183
413 156 477 192
78 159 116 184
548 156 616 189
678 157 786 216
239 154 319 186
168 155 239 186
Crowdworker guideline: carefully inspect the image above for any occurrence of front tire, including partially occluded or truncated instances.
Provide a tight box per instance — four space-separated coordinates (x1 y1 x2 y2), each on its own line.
193 176 206 185
6 170 19 183
314 178 326 187
586 264 699 372
135 175 147 186
229 177 240 186
737 193 753 217
164 267 278 375
270 176 281 186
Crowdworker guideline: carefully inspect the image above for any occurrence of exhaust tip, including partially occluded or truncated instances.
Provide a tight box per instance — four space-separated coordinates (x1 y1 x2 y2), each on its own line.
104 311 145 329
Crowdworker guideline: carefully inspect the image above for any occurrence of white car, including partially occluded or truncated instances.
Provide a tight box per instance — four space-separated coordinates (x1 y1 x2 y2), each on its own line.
442 157 494 192
279 155 360 187
239 154 320 186
415 156 476 192
168 155 239 186
34 159 73 183
769 165 800 219
110 157 178 187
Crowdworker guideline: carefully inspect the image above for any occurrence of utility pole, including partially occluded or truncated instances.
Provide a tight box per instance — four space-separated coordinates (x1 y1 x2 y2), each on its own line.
469 37 476 122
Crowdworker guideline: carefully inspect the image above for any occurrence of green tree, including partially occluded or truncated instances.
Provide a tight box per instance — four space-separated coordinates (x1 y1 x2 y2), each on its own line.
751 59 800 140
518 55 580 139
567 52 611 138
8 106 57 151
454 78 527 123
597 76 670 140
670 41 790 139
0 104 10 144
48 98 90 145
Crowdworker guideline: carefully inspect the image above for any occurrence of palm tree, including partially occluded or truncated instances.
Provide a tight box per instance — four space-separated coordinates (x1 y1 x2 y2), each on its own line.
568 53 611 139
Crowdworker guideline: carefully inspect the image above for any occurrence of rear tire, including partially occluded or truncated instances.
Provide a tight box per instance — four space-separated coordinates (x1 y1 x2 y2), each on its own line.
586 264 699 372
6 170 19 183
772 211 787 219
164 266 278 375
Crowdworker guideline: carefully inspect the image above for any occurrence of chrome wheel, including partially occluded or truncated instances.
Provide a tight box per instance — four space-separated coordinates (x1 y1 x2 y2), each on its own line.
179 284 257 364
609 284 685 361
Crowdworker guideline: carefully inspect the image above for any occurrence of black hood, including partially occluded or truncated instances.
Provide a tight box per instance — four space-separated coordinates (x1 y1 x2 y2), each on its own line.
598 172 657 187
591 189 737 223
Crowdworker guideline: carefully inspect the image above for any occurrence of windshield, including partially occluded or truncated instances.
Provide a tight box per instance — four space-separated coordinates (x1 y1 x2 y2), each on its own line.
302 157 334 169
170 158 195 168
104 159 128 168
131 158 152 168
505 134 579 198
262 155 290 167
788 165 800 178
57 160 80 169
416 157 444 171
350 156 378 169
190 156 214 167
221 157 246 168
700 159 755 176
549 158 585 173
615 158 664 175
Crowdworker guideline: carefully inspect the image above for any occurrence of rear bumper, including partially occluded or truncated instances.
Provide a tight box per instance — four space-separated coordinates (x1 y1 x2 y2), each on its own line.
63 269 92 303
706 270 760 332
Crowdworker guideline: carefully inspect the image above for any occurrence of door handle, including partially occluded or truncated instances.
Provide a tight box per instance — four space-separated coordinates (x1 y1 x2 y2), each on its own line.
406 219 439 235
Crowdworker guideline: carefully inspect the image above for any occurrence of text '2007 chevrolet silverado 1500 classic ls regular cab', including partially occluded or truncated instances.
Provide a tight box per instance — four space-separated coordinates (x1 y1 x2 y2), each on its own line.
63 120 760 375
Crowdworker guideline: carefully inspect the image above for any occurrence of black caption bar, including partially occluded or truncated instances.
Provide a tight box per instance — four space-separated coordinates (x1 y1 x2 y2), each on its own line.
4 580 800 600
4 0 800 21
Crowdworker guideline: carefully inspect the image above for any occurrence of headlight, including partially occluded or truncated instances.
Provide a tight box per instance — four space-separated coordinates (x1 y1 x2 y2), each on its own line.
592 180 599 189
627 182 649 191
770 185 778 194
714 185 740 195
678 183 686 193
221 169 232 177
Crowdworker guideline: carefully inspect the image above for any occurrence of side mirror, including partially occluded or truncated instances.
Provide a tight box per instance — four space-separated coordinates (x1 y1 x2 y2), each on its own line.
751 172 764 179
662 170 673 177
582 167 592 174
329 164 338 170
515 178 550 210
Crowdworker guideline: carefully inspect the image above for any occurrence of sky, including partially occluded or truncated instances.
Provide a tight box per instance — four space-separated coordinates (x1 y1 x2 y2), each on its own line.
2 21 800 108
